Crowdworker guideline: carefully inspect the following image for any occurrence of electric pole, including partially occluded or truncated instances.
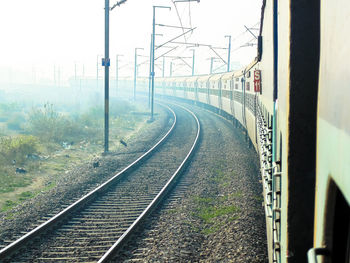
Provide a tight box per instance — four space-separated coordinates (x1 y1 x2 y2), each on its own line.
104 0 127 152
150 6 171 121
191 49 195 76
225 35 232 72
115 54 122 97
134 48 143 101
104 0 110 153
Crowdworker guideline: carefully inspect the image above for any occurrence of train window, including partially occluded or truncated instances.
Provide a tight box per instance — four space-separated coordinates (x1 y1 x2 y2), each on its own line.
246 82 250 91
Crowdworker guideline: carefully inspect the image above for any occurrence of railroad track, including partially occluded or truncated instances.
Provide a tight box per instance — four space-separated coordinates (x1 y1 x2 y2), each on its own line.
0 103 200 263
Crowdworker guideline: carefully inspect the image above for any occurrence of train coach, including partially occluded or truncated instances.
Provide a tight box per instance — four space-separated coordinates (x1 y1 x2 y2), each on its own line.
135 1 350 262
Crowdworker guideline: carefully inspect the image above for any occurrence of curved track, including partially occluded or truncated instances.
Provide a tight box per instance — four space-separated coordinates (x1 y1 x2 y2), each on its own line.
0 104 200 263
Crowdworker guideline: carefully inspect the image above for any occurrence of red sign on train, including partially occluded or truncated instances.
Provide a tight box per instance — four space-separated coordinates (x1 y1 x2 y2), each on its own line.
254 70 261 92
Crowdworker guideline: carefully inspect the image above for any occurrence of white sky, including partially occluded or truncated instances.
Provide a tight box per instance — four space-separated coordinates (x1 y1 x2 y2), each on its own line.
0 0 262 86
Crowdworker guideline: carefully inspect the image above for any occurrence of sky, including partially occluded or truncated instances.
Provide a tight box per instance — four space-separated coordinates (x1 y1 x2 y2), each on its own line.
0 0 262 87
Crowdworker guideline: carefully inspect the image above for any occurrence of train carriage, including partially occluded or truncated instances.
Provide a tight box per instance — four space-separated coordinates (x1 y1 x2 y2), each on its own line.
232 74 245 128
153 1 350 262
185 76 198 101
309 1 350 262
173 77 187 99
208 73 224 110
196 75 211 105
221 71 235 117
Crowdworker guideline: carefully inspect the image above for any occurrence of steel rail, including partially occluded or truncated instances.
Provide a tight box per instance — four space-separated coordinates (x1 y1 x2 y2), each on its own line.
0 104 177 261
98 103 201 262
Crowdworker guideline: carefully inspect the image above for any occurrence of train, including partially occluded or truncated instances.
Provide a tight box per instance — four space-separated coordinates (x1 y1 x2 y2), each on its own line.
121 1 349 263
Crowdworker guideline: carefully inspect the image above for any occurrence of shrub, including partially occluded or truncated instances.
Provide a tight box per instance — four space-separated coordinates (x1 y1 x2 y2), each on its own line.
0 135 40 165
27 103 64 142
27 103 101 143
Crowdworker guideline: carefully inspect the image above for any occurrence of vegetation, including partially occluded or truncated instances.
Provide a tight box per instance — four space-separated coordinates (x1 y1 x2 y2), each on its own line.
0 100 148 212
192 194 240 235
27 103 96 143
0 135 40 165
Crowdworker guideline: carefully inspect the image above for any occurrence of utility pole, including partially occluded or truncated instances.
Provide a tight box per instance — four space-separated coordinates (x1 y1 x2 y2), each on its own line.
210 57 214 74
162 56 165 77
103 0 127 152
191 49 195 76
148 35 153 109
115 55 122 97
134 48 143 101
225 35 232 72
103 0 110 153
150 5 171 121
96 55 99 90
170 61 173 76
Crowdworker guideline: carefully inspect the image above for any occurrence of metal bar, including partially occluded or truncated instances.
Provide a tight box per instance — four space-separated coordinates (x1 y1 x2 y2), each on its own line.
179 56 192 69
225 35 231 71
104 0 110 153
209 46 227 65
148 35 152 109
156 23 193 30
156 28 196 50
170 41 227 50
155 46 178 61
162 55 191 59
244 25 258 39
307 248 329 263
151 8 156 120
134 48 143 101
192 49 195 76
134 49 137 100
210 57 214 74
110 0 127 10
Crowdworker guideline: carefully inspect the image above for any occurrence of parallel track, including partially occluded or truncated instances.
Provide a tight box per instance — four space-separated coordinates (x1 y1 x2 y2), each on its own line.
0 104 200 262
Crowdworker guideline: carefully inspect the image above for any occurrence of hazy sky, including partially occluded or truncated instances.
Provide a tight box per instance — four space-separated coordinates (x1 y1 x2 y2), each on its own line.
0 0 262 86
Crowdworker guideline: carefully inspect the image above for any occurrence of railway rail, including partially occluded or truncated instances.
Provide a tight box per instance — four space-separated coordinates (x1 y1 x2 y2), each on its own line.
0 103 200 262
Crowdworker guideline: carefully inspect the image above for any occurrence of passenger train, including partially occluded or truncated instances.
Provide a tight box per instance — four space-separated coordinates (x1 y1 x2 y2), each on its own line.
126 1 350 262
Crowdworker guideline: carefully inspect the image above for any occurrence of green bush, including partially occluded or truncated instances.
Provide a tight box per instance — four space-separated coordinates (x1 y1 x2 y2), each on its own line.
0 135 40 165
27 103 63 142
28 104 84 143
27 103 102 143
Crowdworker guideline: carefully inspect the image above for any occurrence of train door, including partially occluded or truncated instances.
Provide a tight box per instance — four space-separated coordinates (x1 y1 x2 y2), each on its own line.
230 77 235 117
206 79 210 105
241 74 247 129
195 79 199 103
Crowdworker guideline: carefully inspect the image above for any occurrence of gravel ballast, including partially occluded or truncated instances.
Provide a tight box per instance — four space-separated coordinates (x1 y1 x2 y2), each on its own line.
0 102 268 262
117 103 268 262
